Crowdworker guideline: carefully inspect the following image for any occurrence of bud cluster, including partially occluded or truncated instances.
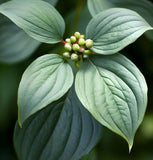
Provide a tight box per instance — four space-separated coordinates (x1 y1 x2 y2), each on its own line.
62 32 94 68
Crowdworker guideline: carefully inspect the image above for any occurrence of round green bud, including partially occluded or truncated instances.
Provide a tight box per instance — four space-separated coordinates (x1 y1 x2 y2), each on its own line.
63 52 70 58
74 32 80 39
83 49 92 55
86 39 93 48
71 53 79 61
80 34 85 39
65 38 71 43
75 61 80 68
64 43 72 52
78 38 85 46
79 47 85 53
73 44 80 52
70 36 77 43
83 54 89 59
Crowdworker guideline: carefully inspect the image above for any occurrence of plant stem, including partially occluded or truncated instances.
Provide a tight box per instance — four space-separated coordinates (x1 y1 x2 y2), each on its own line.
72 0 86 33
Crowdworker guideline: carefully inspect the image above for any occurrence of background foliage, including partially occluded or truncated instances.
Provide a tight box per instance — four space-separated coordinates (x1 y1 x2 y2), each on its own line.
0 0 153 160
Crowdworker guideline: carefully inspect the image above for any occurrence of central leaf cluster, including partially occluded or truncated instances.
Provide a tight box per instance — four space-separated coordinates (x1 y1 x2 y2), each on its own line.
2 0 149 156
62 32 93 67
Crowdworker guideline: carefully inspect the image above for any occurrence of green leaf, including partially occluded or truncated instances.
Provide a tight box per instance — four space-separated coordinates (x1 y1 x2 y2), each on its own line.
75 53 147 149
0 15 40 64
86 8 152 55
87 0 153 41
0 0 65 44
88 0 153 18
44 0 58 6
18 54 73 126
14 87 102 160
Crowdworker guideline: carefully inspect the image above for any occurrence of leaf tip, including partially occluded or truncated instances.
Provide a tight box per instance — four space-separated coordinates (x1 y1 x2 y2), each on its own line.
128 142 133 153
18 118 22 128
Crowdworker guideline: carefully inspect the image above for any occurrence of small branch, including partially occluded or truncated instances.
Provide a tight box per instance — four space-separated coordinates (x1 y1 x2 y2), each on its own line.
61 40 66 44
72 0 86 33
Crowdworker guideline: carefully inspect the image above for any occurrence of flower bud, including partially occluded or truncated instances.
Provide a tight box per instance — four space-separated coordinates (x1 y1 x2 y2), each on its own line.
79 47 85 53
75 61 80 68
65 38 71 43
78 38 85 46
70 36 77 43
83 50 92 55
64 43 72 51
63 52 70 58
86 39 93 48
83 54 89 59
80 35 85 39
74 32 80 39
73 44 80 52
71 53 79 61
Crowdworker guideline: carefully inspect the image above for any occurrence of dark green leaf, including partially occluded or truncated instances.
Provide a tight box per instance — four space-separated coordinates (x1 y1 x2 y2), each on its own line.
18 54 73 126
0 15 40 64
0 0 65 43
0 65 21 128
75 54 147 149
14 87 102 160
44 0 58 6
86 8 152 55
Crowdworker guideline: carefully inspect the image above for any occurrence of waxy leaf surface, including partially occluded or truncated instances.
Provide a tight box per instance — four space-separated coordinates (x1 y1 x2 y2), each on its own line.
18 54 73 126
86 8 152 55
75 54 147 149
14 88 102 160
0 0 65 43
87 0 153 40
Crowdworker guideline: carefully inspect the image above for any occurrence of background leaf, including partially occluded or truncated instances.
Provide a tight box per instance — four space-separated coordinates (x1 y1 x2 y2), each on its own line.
44 0 58 6
0 65 21 128
14 87 102 160
75 54 147 149
0 15 40 64
0 0 65 44
18 54 73 126
0 0 59 64
86 8 152 55
87 0 153 41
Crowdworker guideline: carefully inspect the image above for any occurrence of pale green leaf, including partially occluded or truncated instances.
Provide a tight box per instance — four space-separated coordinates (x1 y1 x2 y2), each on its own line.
14 87 102 160
87 0 153 41
0 15 40 64
0 0 65 43
0 0 58 64
75 54 147 149
18 54 73 126
86 8 152 55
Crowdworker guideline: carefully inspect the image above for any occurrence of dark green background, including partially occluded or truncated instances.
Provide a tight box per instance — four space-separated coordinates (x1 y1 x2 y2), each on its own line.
0 0 153 159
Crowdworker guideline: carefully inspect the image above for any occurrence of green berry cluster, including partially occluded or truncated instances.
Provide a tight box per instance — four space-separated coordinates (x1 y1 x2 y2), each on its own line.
62 32 94 68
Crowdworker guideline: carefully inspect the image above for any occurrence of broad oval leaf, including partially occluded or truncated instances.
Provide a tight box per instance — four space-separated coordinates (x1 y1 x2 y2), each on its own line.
87 0 153 41
14 87 102 160
18 54 73 126
86 8 152 55
0 15 40 64
75 54 147 149
0 0 65 44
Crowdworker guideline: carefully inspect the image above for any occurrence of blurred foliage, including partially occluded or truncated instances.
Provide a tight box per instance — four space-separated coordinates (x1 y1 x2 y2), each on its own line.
0 0 153 160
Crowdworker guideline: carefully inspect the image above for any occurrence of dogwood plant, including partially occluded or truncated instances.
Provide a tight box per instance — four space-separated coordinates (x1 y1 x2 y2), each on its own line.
0 0 152 159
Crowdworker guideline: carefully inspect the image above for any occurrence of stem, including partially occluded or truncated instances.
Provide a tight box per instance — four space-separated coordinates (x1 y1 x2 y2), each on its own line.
72 0 86 33
61 40 66 44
